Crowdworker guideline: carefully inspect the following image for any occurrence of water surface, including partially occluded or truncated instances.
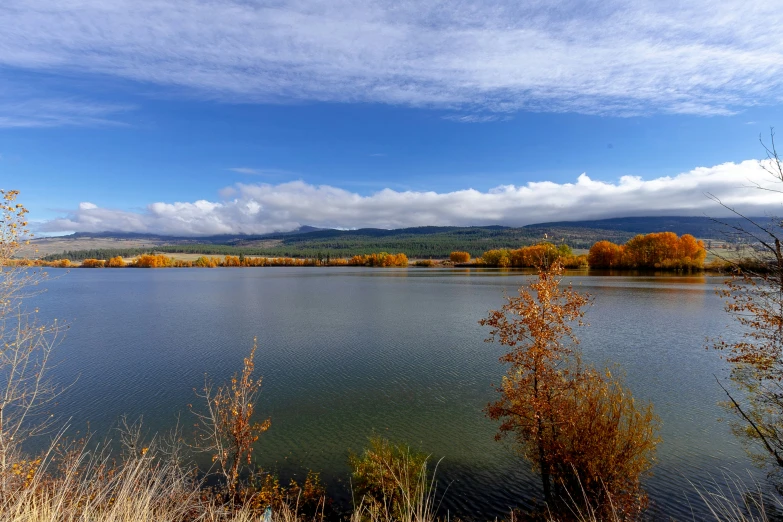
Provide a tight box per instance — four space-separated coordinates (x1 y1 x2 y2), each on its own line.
33 268 759 519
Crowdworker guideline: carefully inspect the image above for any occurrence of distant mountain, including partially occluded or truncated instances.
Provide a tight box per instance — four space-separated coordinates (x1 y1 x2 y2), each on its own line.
66 225 325 244
525 216 770 239
37 216 770 260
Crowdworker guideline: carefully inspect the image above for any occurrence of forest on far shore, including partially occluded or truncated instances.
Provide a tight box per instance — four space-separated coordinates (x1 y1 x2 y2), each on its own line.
34 216 761 261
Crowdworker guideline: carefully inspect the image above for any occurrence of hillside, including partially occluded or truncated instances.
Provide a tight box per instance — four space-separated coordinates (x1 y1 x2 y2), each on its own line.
30 216 760 261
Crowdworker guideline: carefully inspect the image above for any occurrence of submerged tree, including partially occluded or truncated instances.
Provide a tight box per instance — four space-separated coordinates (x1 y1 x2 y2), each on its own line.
481 262 659 517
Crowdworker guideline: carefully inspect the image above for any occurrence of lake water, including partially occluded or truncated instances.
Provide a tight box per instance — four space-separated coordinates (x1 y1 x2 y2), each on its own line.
31 268 762 519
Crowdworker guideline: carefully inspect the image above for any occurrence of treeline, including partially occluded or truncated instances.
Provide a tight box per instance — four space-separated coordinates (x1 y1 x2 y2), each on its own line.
587 232 706 270
31 233 708 271
41 226 637 261
104 254 352 268
26 253 412 269
476 243 588 268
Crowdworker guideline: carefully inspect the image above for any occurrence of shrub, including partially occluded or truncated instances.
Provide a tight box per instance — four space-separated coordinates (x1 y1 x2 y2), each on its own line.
81 258 105 268
133 254 174 268
481 262 659 517
106 255 126 267
449 251 471 263
350 436 436 521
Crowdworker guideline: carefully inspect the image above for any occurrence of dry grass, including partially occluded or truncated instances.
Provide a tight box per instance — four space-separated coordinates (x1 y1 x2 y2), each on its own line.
3 434 782 522
0 431 327 522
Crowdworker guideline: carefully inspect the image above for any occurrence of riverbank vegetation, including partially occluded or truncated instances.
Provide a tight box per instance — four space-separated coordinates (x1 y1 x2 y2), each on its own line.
18 232 709 272
587 232 706 270
30 216 762 262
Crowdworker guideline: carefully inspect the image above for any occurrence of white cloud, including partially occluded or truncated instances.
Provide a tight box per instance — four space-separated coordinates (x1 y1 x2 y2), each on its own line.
1 0 782 117
40 158 783 236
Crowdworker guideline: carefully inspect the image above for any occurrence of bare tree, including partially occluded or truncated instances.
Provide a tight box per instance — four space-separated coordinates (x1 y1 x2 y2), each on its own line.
710 131 783 484
0 190 66 492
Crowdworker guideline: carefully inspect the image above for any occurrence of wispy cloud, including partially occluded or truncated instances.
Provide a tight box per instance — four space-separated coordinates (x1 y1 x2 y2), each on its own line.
0 97 132 128
1 0 782 118
442 114 512 123
227 167 295 177
40 158 783 236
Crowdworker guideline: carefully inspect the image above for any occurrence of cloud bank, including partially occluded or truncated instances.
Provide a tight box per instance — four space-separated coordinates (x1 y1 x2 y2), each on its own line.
41 159 783 236
1 0 782 122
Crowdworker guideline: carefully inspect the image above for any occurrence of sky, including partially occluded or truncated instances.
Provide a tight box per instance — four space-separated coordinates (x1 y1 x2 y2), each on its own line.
3 0 783 236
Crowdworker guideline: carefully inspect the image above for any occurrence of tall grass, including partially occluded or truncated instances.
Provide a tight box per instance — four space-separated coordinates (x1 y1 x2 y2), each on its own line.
4 434 783 522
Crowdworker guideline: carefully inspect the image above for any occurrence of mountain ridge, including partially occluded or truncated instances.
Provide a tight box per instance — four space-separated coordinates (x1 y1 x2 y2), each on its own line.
31 216 768 260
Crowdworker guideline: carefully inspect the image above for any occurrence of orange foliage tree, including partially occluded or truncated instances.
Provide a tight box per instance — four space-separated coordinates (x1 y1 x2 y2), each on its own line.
480 262 659 516
348 253 409 267
587 240 624 268
449 251 471 263
194 256 218 268
106 256 125 267
223 255 241 267
81 258 105 268
482 243 582 269
133 254 174 268
193 338 271 495
588 233 706 270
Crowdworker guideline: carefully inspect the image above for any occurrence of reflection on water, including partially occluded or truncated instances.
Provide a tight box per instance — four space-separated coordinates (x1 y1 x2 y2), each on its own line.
32 268 757 519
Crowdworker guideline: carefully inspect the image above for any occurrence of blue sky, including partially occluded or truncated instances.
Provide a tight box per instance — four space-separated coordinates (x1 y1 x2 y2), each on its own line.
2 0 783 235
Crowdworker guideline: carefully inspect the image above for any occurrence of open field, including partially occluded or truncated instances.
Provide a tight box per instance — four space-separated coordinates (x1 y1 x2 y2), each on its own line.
19 236 168 258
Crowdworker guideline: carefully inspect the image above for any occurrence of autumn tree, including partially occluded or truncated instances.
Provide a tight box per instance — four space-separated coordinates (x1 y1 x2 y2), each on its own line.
587 233 706 270
481 262 659 516
711 131 783 485
449 251 471 263
0 190 65 492
587 240 624 268
481 249 511 268
81 258 105 268
348 252 409 267
106 255 125 267
133 254 174 268
192 337 271 495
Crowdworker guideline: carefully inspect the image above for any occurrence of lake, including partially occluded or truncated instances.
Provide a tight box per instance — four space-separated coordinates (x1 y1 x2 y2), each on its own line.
31 268 761 519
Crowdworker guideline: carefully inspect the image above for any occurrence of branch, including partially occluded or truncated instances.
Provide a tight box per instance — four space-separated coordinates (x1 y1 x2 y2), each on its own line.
705 193 781 260
715 375 783 468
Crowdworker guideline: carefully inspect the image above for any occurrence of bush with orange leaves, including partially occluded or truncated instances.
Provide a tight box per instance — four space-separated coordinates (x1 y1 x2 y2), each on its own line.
192 338 270 496
588 232 706 270
133 254 174 268
349 252 409 267
81 258 105 268
481 262 659 518
106 256 126 267
449 251 471 263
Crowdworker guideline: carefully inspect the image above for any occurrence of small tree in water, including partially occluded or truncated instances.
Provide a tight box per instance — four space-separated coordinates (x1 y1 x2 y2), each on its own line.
192 337 271 496
481 262 659 518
